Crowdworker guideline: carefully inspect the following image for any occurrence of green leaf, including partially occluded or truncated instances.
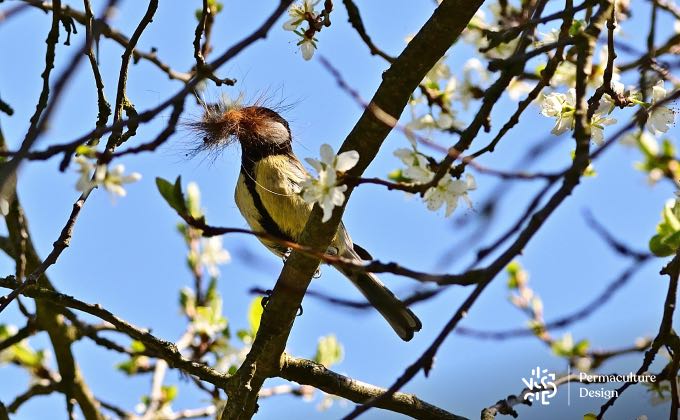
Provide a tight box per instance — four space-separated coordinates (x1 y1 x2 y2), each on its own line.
208 0 224 14
205 277 219 307
179 288 196 317
664 230 680 249
650 199 680 256
573 339 590 356
75 144 97 158
662 139 675 157
387 169 411 183
248 297 264 336
116 358 139 375
569 20 585 36
130 340 146 353
506 260 526 289
650 235 674 257
0 324 14 340
155 176 187 216
506 261 521 276
583 414 597 420
162 385 178 403
314 335 343 368
662 201 680 231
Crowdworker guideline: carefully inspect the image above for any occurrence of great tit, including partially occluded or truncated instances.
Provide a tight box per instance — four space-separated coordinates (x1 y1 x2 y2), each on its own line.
191 104 422 341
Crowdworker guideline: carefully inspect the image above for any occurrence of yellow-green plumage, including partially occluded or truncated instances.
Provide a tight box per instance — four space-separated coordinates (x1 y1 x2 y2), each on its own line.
235 154 347 256
223 106 421 341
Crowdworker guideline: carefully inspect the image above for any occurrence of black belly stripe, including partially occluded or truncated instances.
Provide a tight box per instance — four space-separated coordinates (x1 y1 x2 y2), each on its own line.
240 158 294 251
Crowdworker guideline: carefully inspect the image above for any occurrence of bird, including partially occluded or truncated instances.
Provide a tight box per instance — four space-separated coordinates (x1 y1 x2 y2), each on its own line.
189 103 422 341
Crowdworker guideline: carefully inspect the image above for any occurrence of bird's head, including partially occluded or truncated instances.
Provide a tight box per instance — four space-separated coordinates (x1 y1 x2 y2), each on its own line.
188 104 292 157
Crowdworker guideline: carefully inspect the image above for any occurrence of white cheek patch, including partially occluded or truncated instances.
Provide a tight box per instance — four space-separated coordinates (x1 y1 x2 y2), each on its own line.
260 121 290 143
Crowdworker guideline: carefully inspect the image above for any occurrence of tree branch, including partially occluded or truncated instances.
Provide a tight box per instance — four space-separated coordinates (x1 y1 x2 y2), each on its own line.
280 354 466 420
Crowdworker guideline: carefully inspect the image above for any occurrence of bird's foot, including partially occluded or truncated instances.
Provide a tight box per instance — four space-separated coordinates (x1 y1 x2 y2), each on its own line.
260 289 273 308
260 289 303 317
282 247 292 263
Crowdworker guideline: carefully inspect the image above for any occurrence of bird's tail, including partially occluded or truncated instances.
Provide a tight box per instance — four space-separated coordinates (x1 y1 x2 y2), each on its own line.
339 246 422 341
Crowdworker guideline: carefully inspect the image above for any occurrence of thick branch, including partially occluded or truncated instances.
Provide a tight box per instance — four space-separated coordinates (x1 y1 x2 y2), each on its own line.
280 355 466 420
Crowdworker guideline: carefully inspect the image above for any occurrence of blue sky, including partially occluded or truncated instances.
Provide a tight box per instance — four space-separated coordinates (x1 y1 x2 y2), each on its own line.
0 0 678 419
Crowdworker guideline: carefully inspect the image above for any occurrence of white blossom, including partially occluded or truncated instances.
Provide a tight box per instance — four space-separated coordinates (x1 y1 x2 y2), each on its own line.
647 80 675 135
551 61 578 88
541 90 576 135
423 174 476 217
424 57 452 84
599 80 625 115
440 76 457 104
648 168 664 185
436 111 456 129
97 164 142 197
535 28 560 46
283 0 317 31
406 114 437 132
620 130 659 155
393 144 434 183
461 10 487 46
301 144 359 222
507 78 534 101
186 181 203 218
74 157 141 197
459 58 488 109
200 236 231 277
298 36 316 61
192 300 227 338
541 89 617 143
590 114 617 146
75 156 97 193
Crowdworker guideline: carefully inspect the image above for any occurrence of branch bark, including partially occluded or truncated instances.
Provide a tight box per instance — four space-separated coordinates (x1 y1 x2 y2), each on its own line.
280 355 466 420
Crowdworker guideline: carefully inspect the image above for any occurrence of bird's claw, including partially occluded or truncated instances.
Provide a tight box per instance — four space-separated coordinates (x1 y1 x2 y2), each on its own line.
282 247 292 263
260 289 273 308
260 290 302 317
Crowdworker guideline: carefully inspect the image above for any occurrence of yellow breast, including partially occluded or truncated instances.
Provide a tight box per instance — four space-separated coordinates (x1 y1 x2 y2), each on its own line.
234 154 350 256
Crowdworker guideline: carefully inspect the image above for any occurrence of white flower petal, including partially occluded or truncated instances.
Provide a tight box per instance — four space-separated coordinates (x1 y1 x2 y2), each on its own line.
335 150 359 172
652 80 667 103
465 174 477 190
300 40 315 61
330 186 347 206
283 18 300 31
122 172 142 183
591 127 604 146
320 198 335 222
305 157 323 173
319 144 335 165
444 196 459 217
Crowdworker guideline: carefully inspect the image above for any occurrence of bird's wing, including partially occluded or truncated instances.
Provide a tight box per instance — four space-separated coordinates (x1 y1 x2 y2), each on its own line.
253 154 314 241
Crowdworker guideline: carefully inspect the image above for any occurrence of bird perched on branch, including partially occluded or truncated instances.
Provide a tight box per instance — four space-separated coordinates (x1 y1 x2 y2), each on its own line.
189 103 422 341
